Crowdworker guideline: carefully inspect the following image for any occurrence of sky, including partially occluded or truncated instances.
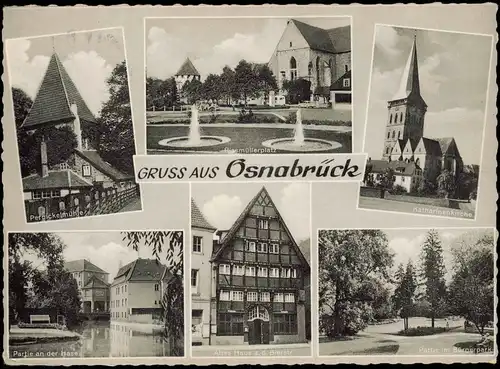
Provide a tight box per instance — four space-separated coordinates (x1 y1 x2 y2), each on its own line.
18 231 182 282
364 25 492 165
384 228 494 282
146 17 350 80
191 182 311 243
6 27 127 117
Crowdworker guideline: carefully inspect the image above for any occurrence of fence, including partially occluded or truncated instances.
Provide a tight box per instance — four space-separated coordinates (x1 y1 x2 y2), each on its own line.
25 185 140 222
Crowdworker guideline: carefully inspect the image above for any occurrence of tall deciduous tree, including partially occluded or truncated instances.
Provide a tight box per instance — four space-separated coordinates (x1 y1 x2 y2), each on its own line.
234 60 259 105
419 230 447 328
201 74 222 103
121 231 184 357
182 79 203 105
220 66 237 105
448 230 494 334
98 61 135 174
379 168 396 190
146 77 178 110
12 87 33 128
282 78 312 104
318 230 394 337
256 64 278 102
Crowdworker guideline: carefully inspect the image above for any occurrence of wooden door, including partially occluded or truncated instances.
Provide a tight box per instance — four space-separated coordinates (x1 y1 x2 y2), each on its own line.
262 321 270 344
248 320 257 345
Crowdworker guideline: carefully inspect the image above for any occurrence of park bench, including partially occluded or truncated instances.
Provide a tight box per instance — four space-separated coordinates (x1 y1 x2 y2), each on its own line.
29 314 50 324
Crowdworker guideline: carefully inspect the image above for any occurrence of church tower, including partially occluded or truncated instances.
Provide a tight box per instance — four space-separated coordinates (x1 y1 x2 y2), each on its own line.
382 33 427 160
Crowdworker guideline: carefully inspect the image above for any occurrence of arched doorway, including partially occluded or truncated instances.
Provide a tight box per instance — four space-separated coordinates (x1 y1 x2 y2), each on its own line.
247 305 270 345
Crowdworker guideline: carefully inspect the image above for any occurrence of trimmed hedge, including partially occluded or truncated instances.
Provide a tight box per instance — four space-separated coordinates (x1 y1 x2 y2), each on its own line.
18 323 63 329
397 326 448 336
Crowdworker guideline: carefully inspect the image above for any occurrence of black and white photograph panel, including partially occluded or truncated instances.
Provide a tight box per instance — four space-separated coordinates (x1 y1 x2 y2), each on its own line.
318 228 495 357
359 25 493 220
5 28 141 223
190 183 312 357
7 231 185 359
146 17 352 155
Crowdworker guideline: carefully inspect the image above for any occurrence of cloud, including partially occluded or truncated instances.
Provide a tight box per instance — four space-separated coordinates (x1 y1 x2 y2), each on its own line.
202 194 243 230
389 234 426 269
278 183 310 242
146 18 287 80
7 38 114 117
375 26 403 57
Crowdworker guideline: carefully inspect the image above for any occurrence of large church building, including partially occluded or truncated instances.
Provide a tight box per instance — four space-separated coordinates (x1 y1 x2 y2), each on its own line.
191 187 311 346
370 33 463 191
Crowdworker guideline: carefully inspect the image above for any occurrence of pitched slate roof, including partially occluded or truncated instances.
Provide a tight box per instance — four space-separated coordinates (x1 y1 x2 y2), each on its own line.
210 186 310 270
23 170 93 191
64 259 108 274
175 58 200 76
191 199 216 231
420 137 442 156
82 275 110 289
113 258 165 283
291 19 351 54
75 150 133 181
21 53 97 129
330 70 351 91
434 137 458 156
367 159 421 176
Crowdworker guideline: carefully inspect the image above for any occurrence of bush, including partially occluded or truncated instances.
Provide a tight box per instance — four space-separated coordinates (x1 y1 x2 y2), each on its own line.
285 111 352 126
391 185 408 195
397 326 447 336
18 322 63 329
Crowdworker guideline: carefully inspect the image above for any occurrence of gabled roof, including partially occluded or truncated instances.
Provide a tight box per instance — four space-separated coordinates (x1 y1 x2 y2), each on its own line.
82 274 110 289
291 20 351 54
391 139 406 153
367 159 421 176
113 258 165 283
210 186 310 270
330 70 351 91
419 137 442 156
64 259 108 274
23 170 93 191
75 150 133 181
391 35 427 107
21 53 97 129
191 198 216 231
434 137 460 157
175 58 200 76
404 138 420 152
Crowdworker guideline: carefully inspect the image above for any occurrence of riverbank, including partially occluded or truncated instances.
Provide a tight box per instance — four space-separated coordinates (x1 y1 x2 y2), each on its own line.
9 326 82 345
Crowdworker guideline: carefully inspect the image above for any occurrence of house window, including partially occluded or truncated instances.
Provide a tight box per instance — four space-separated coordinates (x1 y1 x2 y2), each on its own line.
33 191 42 199
290 57 297 81
219 264 231 275
399 113 403 123
233 265 245 276
387 132 390 139
246 266 256 277
82 164 91 177
257 267 268 277
192 236 203 253
291 269 297 278
274 314 297 335
217 313 244 336
191 269 199 288
124 285 127 293
289 41 293 47
257 242 268 253
59 162 69 170
220 290 230 301
281 268 291 278
398 131 401 139
270 268 280 278
392 131 395 139
246 241 256 252
386 147 390 154
345 65 349 73
260 292 271 302
274 293 284 303
258 219 269 230
285 293 295 303
389 114 393 124
231 291 244 301
154 284 159 291
247 292 258 302
270 243 279 254
343 78 350 87
280 71 286 80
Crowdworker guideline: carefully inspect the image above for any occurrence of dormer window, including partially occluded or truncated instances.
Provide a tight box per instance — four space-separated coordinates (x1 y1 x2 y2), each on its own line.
343 78 350 87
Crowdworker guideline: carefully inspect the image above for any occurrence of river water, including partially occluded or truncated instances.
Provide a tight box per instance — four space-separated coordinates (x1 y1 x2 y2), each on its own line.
10 321 175 358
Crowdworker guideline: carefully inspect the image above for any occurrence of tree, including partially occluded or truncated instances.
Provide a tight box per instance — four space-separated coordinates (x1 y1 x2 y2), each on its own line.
282 78 312 104
255 64 278 103
121 231 184 357
455 165 479 200
448 230 494 334
436 169 456 198
98 61 136 174
319 230 394 337
220 66 238 105
379 168 396 190
234 60 259 105
417 178 436 196
182 79 203 104
12 87 33 128
419 230 447 328
392 261 417 331
146 77 178 110
201 74 222 103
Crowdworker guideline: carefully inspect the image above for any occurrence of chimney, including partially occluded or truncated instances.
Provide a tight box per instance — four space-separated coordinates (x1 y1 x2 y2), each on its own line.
40 138 49 178
70 103 82 150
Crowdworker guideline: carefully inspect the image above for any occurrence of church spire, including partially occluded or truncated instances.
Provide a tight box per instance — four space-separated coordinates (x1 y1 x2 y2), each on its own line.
392 31 424 103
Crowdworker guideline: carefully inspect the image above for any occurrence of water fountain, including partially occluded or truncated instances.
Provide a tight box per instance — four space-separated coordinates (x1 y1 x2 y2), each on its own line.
158 104 230 149
261 108 342 152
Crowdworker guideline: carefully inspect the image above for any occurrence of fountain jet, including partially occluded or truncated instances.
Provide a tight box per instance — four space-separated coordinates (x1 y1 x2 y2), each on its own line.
186 104 202 145
293 108 305 146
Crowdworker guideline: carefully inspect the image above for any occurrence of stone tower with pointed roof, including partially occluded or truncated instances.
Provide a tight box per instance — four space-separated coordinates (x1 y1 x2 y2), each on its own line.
174 57 201 101
383 35 428 160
